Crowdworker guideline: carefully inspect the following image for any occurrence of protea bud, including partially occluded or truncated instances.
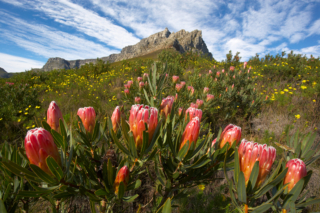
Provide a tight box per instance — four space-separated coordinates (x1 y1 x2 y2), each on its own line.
179 117 200 150
124 84 131 89
47 101 63 132
232 84 234 89
111 106 121 132
238 140 276 187
24 128 61 175
206 94 214 102
283 159 307 192
220 124 241 148
216 71 220 77
135 97 141 104
203 87 209 94
209 70 212 74
222 69 225 73
175 93 178 101
143 73 149 81
185 107 202 121
176 84 183 92
77 107 96 134
139 82 144 89
127 80 133 86
124 89 130 95
160 96 174 118
196 99 204 107
178 107 184 116
180 81 186 87
244 62 247 69
114 165 130 195
137 77 142 82
230 66 235 71
172 75 179 83
129 105 158 149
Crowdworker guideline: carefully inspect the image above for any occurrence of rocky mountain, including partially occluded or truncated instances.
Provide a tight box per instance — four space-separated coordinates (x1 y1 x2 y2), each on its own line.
0 67 13 78
42 28 213 71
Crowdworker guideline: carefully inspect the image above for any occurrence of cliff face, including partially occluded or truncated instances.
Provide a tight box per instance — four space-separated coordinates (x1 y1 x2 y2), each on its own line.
41 28 213 71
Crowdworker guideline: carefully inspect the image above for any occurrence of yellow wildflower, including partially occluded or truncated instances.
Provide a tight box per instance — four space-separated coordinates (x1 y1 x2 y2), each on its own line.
295 114 301 119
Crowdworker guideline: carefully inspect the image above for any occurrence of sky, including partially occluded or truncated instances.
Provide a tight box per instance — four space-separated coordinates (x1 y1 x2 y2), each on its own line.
1 0 320 73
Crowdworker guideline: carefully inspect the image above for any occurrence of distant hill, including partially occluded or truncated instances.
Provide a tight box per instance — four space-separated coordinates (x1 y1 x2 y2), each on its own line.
42 28 213 72
0 67 14 78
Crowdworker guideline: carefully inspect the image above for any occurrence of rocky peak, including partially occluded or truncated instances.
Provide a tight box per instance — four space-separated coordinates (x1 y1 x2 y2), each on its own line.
41 28 213 71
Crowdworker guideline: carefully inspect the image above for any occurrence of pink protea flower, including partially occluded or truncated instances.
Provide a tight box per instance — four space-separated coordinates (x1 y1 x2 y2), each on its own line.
238 140 276 187
226 87 228 92
199 74 202 77
220 124 241 148
175 93 178 101
111 106 121 132
244 62 247 69
139 82 144 89
124 89 130 95
47 101 63 132
203 87 209 94
129 105 158 149
196 99 204 107
180 81 186 87
137 77 143 82
215 78 217 81
232 84 234 89
143 73 149 81
230 66 235 71
135 97 141 104
209 70 212 74
24 128 61 175
233 75 235 79
114 165 130 195
188 86 195 96
206 94 214 102
216 71 220 77
185 107 202 121
160 96 174 118
179 117 200 150
222 69 225 73
252 100 255 105
190 103 198 108
176 84 183 92
178 107 184 116
5 82 14 85
283 159 307 192
77 107 96 134
172 75 179 83
124 84 130 89
127 80 133 86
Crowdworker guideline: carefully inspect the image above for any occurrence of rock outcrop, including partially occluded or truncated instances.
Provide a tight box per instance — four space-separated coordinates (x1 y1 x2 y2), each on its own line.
41 28 213 71
0 67 13 78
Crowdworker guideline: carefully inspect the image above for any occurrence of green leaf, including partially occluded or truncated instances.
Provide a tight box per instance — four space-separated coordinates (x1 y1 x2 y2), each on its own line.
107 159 115 187
59 119 67 151
117 182 125 200
237 171 247 204
283 178 305 208
42 120 52 132
95 189 108 197
108 118 129 155
51 129 64 148
65 145 73 177
123 194 139 202
90 200 97 213
2 184 11 202
250 203 272 213
177 141 189 160
92 120 100 142
53 192 74 199
127 179 141 191
46 156 63 181
121 115 130 143
29 164 57 184
296 198 320 208
161 198 172 213
247 161 259 193
302 133 316 158
146 121 162 153
18 190 51 197
1 161 39 182
128 132 138 158
234 149 240 183
143 89 151 105
0 200 7 213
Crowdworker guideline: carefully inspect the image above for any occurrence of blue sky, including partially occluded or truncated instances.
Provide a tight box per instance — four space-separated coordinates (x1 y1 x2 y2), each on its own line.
1 0 320 73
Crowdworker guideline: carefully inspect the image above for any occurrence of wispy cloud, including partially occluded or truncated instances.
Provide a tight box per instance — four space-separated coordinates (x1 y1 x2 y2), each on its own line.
0 11 117 60
0 53 44 73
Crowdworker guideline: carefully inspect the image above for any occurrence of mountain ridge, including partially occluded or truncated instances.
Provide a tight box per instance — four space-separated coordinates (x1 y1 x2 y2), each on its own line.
42 28 213 71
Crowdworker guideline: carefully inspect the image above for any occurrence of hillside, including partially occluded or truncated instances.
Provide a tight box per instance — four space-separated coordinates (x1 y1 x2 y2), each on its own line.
0 67 13 78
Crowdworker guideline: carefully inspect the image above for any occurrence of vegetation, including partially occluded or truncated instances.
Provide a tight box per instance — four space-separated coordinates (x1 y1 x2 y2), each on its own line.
0 49 320 212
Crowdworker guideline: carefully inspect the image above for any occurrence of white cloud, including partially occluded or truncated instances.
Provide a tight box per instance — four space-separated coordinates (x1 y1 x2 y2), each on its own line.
0 11 118 59
0 53 44 73
0 0 140 49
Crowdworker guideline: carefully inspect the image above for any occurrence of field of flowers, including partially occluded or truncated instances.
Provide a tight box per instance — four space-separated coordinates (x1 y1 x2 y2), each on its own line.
0 50 320 212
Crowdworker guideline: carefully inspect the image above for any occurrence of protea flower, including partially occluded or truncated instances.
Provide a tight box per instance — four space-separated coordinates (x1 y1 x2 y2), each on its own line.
139 82 144 89
238 140 276 187
24 128 61 175
111 106 121 132
124 89 130 95
77 107 96 134
176 84 183 92
114 166 130 195
180 81 186 87
187 86 194 96
127 80 133 86
172 76 179 83
143 73 149 80
209 70 212 74
230 66 235 71
137 77 143 82
232 84 234 89
220 124 241 148
47 101 63 132
135 97 141 104
129 105 158 149
190 103 198 108
160 96 174 118
206 94 214 102
222 69 225 73
179 117 200 150
178 108 184 116
185 107 202 121
244 62 247 69
216 71 220 77
196 99 204 107
203 87 209 94
124 84 131 89
283 159 307 192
